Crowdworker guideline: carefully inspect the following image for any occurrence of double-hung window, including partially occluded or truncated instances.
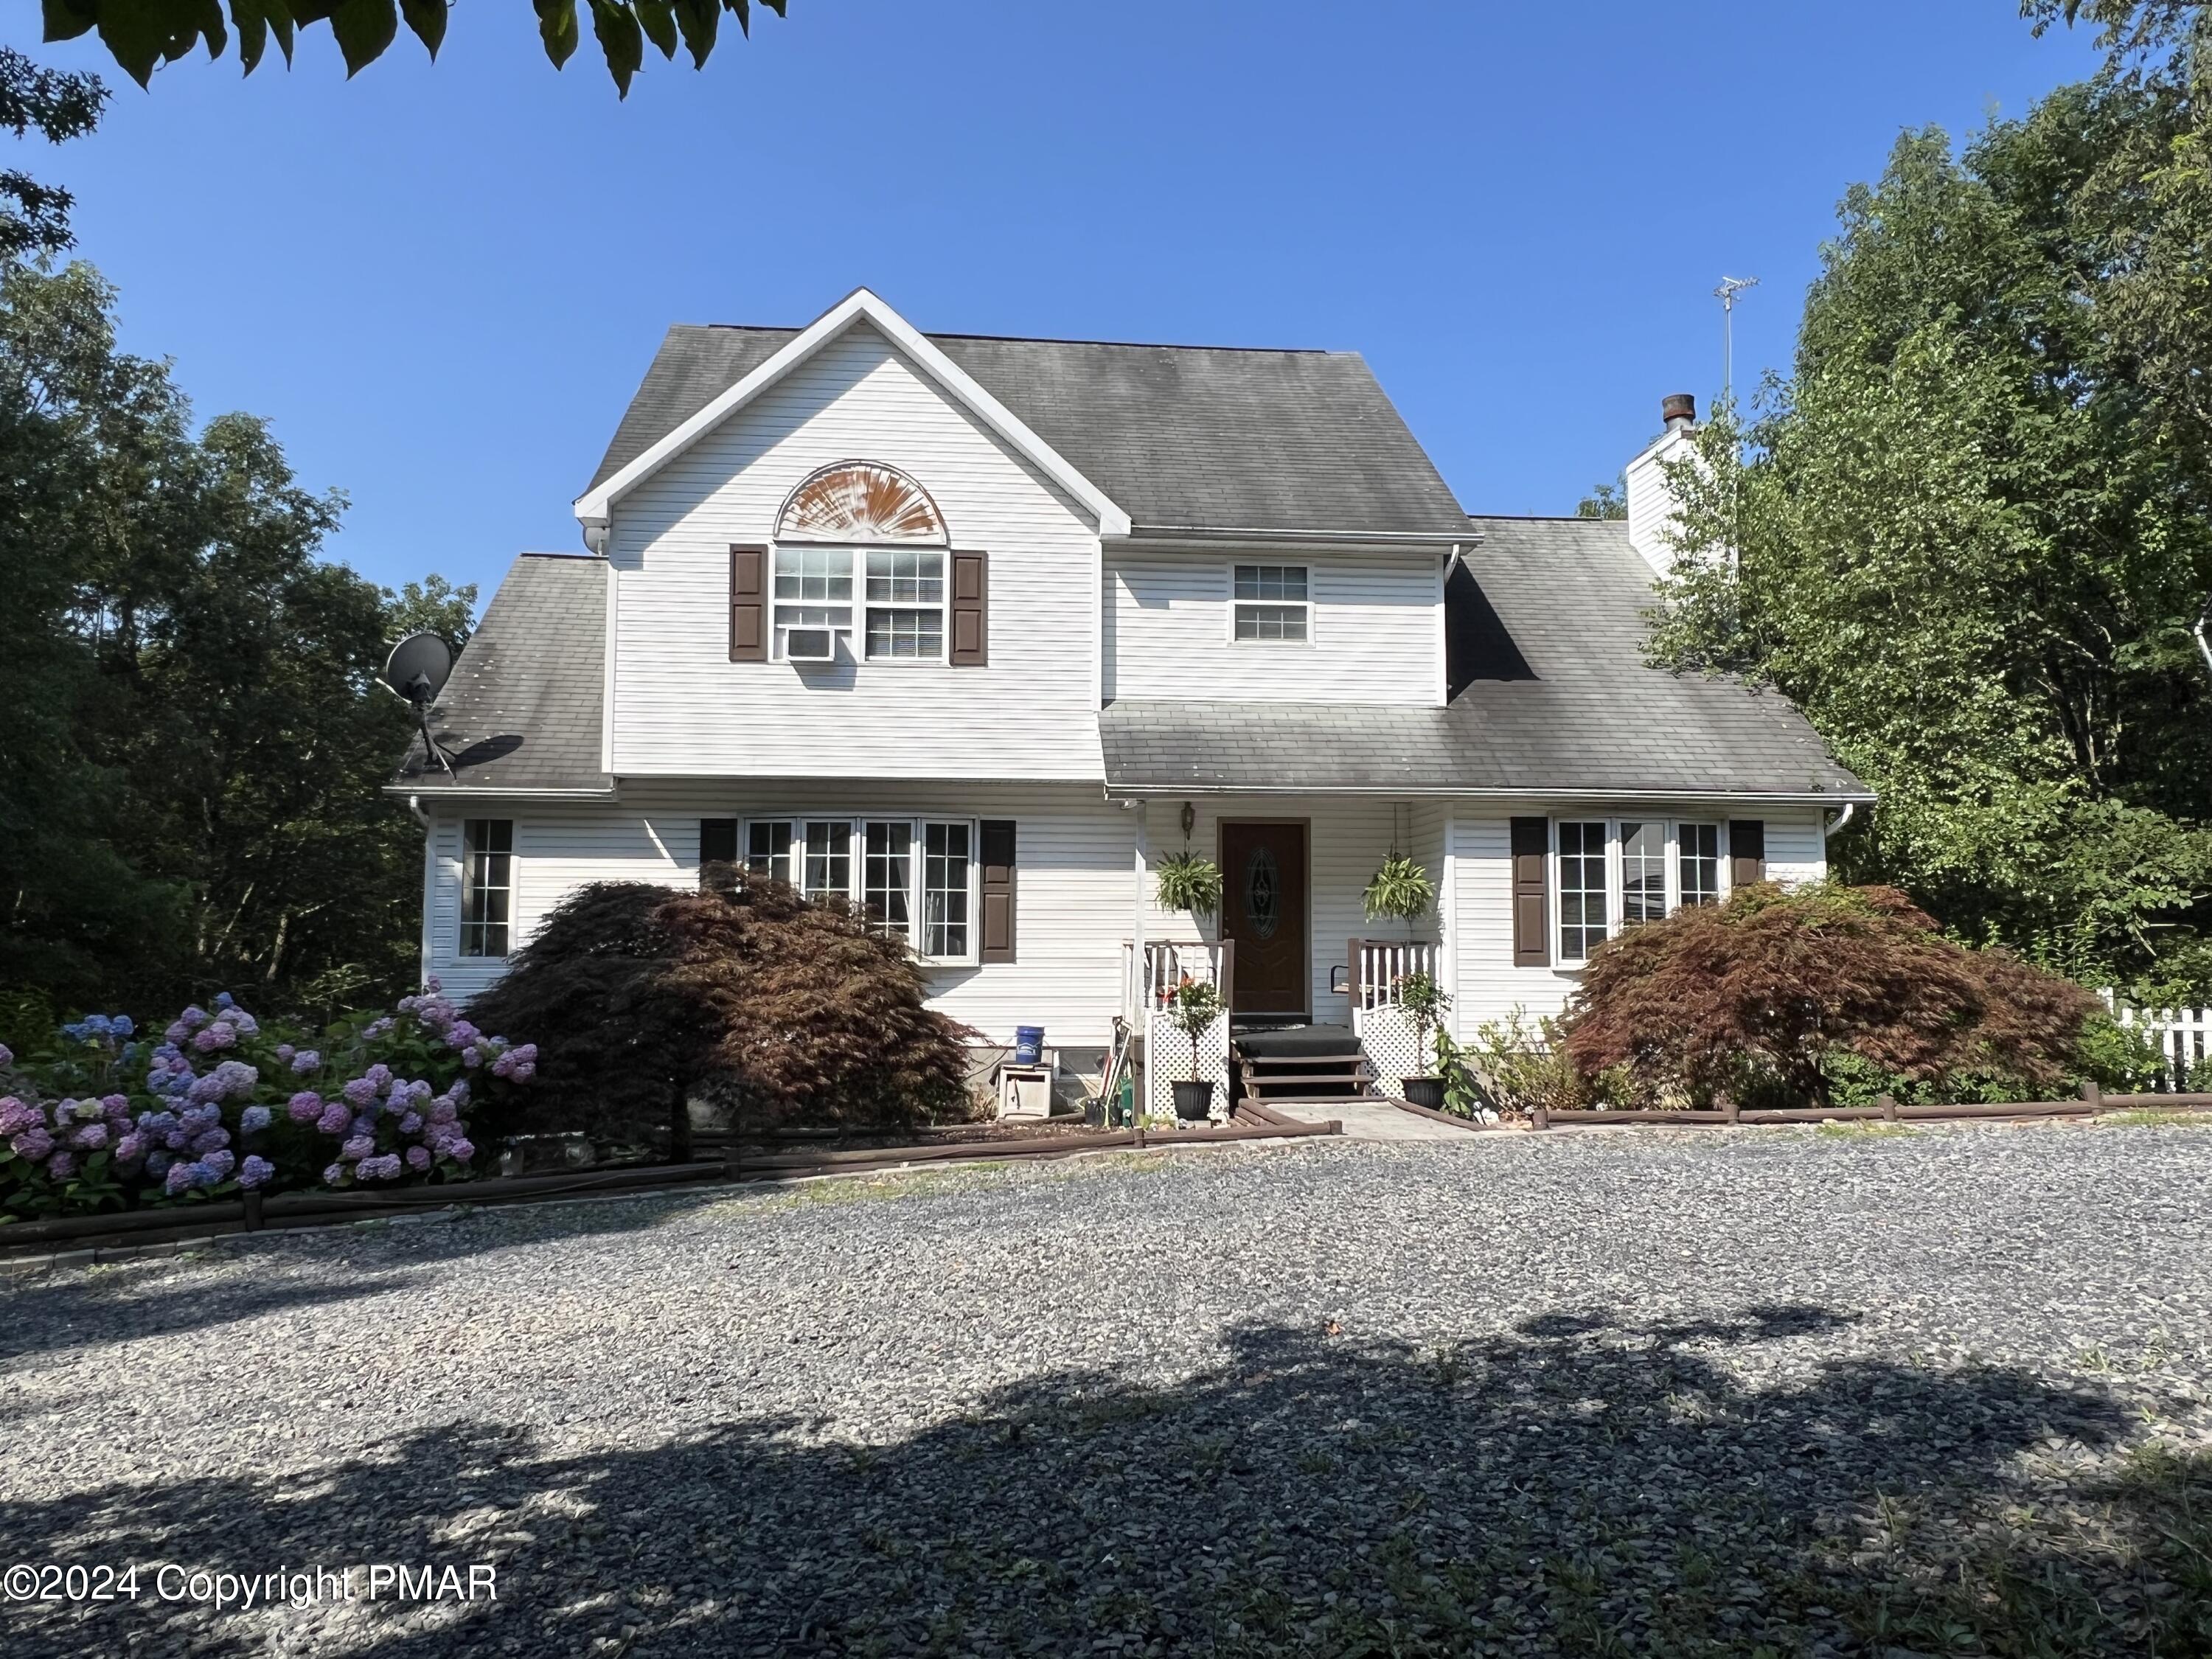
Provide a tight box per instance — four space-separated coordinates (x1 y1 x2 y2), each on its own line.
1553 820 1731 964
772 546 949 662
864 549 946 659
1232 564 1310 642
460 818 513 959
745 816 978 964
772 548 853 660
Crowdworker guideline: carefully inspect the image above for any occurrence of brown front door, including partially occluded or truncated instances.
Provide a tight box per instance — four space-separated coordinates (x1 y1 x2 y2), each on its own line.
1219 821 1308 1018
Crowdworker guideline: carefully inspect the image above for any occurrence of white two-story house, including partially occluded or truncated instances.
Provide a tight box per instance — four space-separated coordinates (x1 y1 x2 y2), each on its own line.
392 288 1868 1109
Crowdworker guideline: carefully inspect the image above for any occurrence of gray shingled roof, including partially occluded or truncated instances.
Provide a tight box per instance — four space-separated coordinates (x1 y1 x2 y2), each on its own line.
388 553 611 795
589 323 1472 538
1098 517 1870 799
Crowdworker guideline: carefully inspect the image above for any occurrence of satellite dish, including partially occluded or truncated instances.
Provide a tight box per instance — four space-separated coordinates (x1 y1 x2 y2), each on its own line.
379 632 460 780
379 633 453 706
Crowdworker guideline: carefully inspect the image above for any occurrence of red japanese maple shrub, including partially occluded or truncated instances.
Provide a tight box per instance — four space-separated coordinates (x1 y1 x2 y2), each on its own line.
1560 883 2096 1108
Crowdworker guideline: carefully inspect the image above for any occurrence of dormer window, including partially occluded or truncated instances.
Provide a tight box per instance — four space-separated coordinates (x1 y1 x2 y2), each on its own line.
770 462 951 664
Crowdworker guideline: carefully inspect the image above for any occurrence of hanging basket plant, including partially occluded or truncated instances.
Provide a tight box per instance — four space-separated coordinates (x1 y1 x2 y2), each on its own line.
1155 852 1223 920
1363 855 1435 925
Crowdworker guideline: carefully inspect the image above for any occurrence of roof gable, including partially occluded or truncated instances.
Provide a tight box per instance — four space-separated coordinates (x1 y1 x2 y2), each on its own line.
587 311 1472 539
574 290 1130 538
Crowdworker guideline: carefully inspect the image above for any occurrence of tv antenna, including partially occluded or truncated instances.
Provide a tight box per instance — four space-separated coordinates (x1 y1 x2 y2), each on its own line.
1715 275 1759 406
377 633 459 781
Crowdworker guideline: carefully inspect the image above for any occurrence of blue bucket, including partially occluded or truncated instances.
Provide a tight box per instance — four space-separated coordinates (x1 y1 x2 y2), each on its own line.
1012 1025 1046 1066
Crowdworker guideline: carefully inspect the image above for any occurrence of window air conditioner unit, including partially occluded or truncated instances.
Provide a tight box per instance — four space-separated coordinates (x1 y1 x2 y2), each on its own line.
785 629 835 663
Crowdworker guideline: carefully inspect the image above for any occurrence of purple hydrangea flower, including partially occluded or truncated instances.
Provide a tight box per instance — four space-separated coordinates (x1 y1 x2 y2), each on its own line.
316 1104 352 1135
276 1043 295 1063
179 1005 211 1031
287 1091 321 1124
340 1135 375 1162
0 1097 37 1137
72 1123 108 1151
111 1015 133 1038
200 1149 235 1180
115 1133 145 1163
364 1016 394 1040
47 1150 75 1180
491 1042 538 1079
404 1144 431 1171
356 1152 403 1182
213 992 234 1011
321 1162 347 1186
364 1063 393 1090
447 1020 482 1051
397 1111 423 1135
240 1105 271 1134
444 1138 476 1164
0 1043 12 1068
164 1161 197 1194
341 1077 378 1108
239 1155 274 1189
447 1079 470 1107
190 1128 230 1156
427 1099 459 1127
101 1093 131 1119
461 1046 481 1068
192 1024 235 1053
291 1049 319 1075
12 1127 54 1161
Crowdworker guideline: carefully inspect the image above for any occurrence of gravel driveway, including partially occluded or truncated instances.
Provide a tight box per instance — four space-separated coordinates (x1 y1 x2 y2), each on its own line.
3 1122 2209 1657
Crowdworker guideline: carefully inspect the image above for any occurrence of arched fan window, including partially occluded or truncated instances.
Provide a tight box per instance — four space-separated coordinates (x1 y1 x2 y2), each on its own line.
777 462 947 544
770 464 953 663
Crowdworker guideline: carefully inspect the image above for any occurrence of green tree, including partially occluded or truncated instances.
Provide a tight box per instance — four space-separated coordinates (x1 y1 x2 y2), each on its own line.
0 260 465 1028
44 0 789 97
0 47 104 260
386 573 478 656
1648 82 2212 995
1575 478 1627 519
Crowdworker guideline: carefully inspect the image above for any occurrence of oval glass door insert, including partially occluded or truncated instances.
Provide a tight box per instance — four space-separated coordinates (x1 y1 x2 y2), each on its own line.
1245 846 1281 939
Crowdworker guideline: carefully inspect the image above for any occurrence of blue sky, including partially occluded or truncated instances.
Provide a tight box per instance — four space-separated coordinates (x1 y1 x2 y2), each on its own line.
6 2 2101 604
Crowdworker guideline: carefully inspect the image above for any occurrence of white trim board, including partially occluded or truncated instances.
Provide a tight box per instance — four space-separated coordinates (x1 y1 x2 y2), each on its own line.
574 288 1133 539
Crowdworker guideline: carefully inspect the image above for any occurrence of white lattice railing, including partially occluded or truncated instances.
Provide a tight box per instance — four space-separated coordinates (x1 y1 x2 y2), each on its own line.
2112 1000 2212 1091
1121 939 1236 1121
1346 939 1439 1016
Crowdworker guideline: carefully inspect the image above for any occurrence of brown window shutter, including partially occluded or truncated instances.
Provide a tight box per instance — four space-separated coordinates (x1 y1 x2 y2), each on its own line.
980 819 1015 962
700 818 737 883
1510 817 1549 967
729 543 768 661
1728 819 1767 889
950 551 987 666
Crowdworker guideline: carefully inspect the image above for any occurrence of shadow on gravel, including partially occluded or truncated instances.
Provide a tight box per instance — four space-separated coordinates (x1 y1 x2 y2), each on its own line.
0 1270 417 1370
4 1306 2205 1658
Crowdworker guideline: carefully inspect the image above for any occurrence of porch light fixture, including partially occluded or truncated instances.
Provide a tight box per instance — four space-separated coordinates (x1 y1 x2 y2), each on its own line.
1180 801 1196 840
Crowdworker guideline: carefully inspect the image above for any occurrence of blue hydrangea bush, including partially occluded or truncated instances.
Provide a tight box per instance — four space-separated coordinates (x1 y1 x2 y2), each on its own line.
0 980 537 1221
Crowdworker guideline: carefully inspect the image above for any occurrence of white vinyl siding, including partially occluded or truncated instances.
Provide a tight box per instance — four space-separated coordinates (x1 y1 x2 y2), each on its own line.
420 785 1133 1044
607 323 1102 780
1231 564 1310 643
1104 549 1443 704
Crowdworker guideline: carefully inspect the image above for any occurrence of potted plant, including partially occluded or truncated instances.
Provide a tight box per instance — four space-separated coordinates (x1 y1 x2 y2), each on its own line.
1394 969 1450 1109
1363 854 1434 933
1155 851 1222 921
1164 976 1224 1121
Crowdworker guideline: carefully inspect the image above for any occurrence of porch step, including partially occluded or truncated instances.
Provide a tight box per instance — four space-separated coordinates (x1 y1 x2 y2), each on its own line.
1233 1026 1374 1104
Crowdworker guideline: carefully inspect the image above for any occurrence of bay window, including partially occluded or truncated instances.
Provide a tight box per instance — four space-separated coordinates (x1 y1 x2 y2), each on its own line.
1554 819 1734 964
747 816 980 964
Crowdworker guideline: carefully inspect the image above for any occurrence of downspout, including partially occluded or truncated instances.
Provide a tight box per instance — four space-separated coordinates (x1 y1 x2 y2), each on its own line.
1130 800 1148 1139
2194 597 2212 684
408 795 435 992
1821 802 1856 842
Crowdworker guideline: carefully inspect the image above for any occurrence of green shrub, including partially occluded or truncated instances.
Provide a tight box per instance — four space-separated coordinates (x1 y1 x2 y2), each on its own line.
1453 1006 1590 1117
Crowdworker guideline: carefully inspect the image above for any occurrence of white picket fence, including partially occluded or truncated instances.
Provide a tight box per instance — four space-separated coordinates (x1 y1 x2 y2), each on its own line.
2110 998 2212 1091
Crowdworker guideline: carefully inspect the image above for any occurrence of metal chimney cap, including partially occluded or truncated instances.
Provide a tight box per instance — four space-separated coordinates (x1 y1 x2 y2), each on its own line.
1661 394 1697 430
